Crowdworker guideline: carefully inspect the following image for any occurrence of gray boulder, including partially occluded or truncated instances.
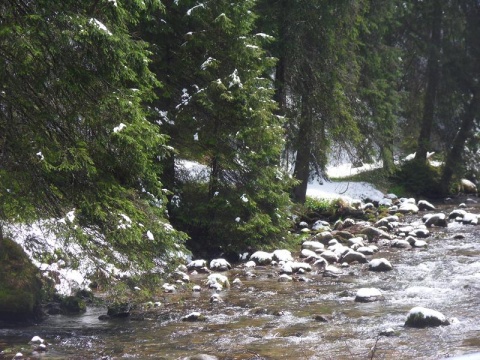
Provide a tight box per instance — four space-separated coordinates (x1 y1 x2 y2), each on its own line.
355 288 384 302
368 258 393 271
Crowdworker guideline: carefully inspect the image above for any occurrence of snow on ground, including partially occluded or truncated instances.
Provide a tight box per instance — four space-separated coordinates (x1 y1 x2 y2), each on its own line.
9 160 386 296
307 161 385 203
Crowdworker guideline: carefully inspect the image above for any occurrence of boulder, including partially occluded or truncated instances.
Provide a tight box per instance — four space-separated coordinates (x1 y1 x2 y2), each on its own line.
355 288 384 302
187 259 207 271
0 238 44 322
107 302 131 318
249 251 273 265
209 258 231 271
300 248 318 258
423 213 447 227
323 265 342 277
302 240 325 251
458 179 477 194
391 239 412 249
359 227 393 241
397 202 419 214
340 249 367 264
290 262 312 273
273 249 294 262
368 258 393 272
182 312 206 322
417 200 436 211
278 274 293 282
356 246 375 255
405 307 450 328
313 231 334 244
206 273 230 289
320 250 339 263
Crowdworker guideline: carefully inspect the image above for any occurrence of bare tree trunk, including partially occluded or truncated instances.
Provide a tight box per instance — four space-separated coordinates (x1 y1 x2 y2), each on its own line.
292 99 312 203
441 91 479 194
415 0 442 162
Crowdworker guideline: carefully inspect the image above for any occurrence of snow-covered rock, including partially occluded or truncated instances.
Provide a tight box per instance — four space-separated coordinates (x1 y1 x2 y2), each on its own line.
209 258 231 271
355 288 384 302
405 307 450 327
368 258 393 272
249 251 273 265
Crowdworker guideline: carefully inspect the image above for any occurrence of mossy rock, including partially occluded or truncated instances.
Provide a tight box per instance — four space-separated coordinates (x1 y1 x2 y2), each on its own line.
0 238 44 322
60 296 87 314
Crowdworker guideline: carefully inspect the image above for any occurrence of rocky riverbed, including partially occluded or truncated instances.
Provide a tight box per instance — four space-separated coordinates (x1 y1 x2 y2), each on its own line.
1 196 480 359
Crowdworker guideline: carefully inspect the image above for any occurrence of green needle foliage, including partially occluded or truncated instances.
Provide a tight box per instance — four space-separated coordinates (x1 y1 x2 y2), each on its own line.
0 0 187 269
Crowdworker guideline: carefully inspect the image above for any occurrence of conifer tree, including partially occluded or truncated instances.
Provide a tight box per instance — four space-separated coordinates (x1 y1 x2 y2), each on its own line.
145 0 294 253
0 0 186 267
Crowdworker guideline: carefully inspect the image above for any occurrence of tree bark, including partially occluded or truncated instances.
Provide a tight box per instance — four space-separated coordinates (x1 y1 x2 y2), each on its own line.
415 0 442 162
441 90 479 194
292 99 313 203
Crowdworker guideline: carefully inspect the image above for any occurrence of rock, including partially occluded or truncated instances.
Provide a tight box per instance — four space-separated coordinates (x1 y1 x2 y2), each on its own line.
391 239 412 249
299 221 309 228
182 312 206 322
320 250 339 263
424 213 447 227
290 262 312 273
356 246 375 255
458 179 477 194
187 259 207 271
405 307 450 327
417 200 436 211
397 202 419 214
314 314 330 322
279 262 293 274
355 288 384 302
206 273 230 289
462 213 479 225
278 274 293 282
334 230 354 241
408 228 430 238
449 209 467 219
273 249 294 262
340 249 367 264
323 265 342 277
300 248 318 258
210 294 222 303
209 258 231 271
302 240 325 251
347 237 365 247
0 238 44 322
30 336 44 344
379 328 396 337
182 355 219 360
359 227 393 241
368 258 393 272
379 198 393 207
249 251 273 265
406 236 427 248
312 220 330 231
163 283 176 293
313 258 328 270
192 285 201 292
13 353 24 360
313 231 334 244
107 302 131 318
59 295 87 314
244 260 256 268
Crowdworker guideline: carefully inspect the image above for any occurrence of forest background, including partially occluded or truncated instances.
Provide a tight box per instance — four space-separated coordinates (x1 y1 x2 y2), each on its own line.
1 0 479 275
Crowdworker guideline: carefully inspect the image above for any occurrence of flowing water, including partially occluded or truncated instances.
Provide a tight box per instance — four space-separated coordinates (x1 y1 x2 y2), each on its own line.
1 203 480 359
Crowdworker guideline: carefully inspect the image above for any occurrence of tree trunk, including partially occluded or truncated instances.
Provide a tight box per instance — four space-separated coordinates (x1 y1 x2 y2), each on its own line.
292 99 312 203
415 0 442 162
381 144 395 175
441 91 479 194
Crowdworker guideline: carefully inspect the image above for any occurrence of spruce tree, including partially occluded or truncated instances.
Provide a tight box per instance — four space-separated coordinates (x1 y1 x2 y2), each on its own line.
146 0 294 254
0 0 187 267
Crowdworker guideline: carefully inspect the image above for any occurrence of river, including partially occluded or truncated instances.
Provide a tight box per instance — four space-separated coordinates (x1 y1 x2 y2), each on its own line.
1 202 480 359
